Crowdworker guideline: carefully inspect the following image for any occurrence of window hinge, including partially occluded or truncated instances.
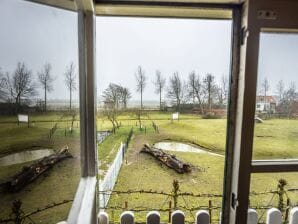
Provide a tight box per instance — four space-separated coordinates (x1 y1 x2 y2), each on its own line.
240 27 248 46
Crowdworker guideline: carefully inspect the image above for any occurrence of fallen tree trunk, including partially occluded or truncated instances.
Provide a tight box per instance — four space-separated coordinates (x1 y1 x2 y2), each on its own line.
140 144 191 174
0 147 72 193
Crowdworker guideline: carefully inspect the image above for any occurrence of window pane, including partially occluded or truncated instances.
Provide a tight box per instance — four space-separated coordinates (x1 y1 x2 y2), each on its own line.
96 16 232 223
0 1 80 223
253 32 298 159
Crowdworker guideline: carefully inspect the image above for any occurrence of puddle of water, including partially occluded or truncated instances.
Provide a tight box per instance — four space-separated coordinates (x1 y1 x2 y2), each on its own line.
153 142 223 157
0 149 55 166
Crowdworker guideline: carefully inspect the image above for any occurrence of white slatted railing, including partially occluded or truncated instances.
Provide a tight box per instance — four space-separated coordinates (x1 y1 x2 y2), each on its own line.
97 207 298 224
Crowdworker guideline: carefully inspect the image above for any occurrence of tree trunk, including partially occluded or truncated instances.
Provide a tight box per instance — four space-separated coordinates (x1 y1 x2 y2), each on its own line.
70 84 72 110
140 144 192 174
159 87 162 111
141 88 143 109
44 85 47 111
0 148 72 193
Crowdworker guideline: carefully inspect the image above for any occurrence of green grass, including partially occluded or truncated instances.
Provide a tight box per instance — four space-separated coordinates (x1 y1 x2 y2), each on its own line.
253 119 298 159
1 111 298 223
98 126 133 176
0 112 81 223
98 111 298 223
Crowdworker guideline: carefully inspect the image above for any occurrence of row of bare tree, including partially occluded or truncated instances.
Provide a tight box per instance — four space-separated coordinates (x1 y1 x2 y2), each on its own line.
103 65 229 113
0 62 77 112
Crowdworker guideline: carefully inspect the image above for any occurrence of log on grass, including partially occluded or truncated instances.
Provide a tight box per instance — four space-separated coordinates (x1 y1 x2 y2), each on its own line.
140 144 191 174
0 147 72 192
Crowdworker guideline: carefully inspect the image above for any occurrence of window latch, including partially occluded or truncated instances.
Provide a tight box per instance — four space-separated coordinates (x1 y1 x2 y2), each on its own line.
231 192 239 209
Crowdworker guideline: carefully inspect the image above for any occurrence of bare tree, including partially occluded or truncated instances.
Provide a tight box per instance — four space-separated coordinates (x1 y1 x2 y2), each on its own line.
37 63 54 111
281 82 297 118
119 86 132 109
203 73 217 111
261 77 270 111
64 62 77 110
102 83 121 109
167 72 186 112
103 107 120 133
221 74 228 105
153 70 166 110
276 80 285 103
5 62 36 111
135 66 147 109
187 71 196 104
193 74 204 114
102 83 132 110
0 67 7 101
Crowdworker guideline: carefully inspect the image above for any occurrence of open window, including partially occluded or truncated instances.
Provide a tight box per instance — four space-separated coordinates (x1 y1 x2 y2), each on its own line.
229 1 298 223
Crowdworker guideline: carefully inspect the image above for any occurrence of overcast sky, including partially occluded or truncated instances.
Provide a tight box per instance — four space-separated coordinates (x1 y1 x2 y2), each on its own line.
0 0 297 103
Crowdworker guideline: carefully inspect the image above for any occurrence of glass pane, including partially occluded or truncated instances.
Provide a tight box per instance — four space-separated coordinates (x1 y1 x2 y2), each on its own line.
250 173 298 223
0 1 80 223
96 16 232 223
253 32 298 159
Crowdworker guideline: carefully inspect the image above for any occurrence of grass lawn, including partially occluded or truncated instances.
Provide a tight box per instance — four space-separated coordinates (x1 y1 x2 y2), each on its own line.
1 110 298 223
98 126 133 178
100 111 298 223
0 112 81 223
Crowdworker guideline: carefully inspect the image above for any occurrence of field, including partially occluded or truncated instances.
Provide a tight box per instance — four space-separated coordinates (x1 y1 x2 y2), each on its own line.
0 111 298 223
0 112 81 223
98 112 298 223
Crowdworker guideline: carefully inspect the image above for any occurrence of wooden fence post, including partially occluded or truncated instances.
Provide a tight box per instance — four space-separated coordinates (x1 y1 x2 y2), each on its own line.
169 201 172 223
208 200 212 223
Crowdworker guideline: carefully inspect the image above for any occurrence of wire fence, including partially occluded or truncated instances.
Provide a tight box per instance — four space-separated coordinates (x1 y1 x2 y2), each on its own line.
98 179 298 224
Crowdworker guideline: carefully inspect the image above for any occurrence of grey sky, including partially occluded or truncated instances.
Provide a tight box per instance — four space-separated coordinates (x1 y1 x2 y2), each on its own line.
0 0 78 101
96 16 232 101
0 0 297 103
258 33 298 95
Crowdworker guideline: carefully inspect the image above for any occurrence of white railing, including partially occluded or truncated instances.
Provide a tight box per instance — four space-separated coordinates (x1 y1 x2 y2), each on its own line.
99 142 126 209
98 207 298 224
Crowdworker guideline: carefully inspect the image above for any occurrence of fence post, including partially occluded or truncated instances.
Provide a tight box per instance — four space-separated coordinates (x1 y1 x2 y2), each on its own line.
247 209 258 224
169 201 172 223
98 212 109 224
171 210 185 224
195 210 210 224
120 211 134 224
289 207 298 224
277 179 287 212
172 180 179 209
208 200 212 223
146 211 160 224
12 200 22 224
285 198 290 222
266 208 282 224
